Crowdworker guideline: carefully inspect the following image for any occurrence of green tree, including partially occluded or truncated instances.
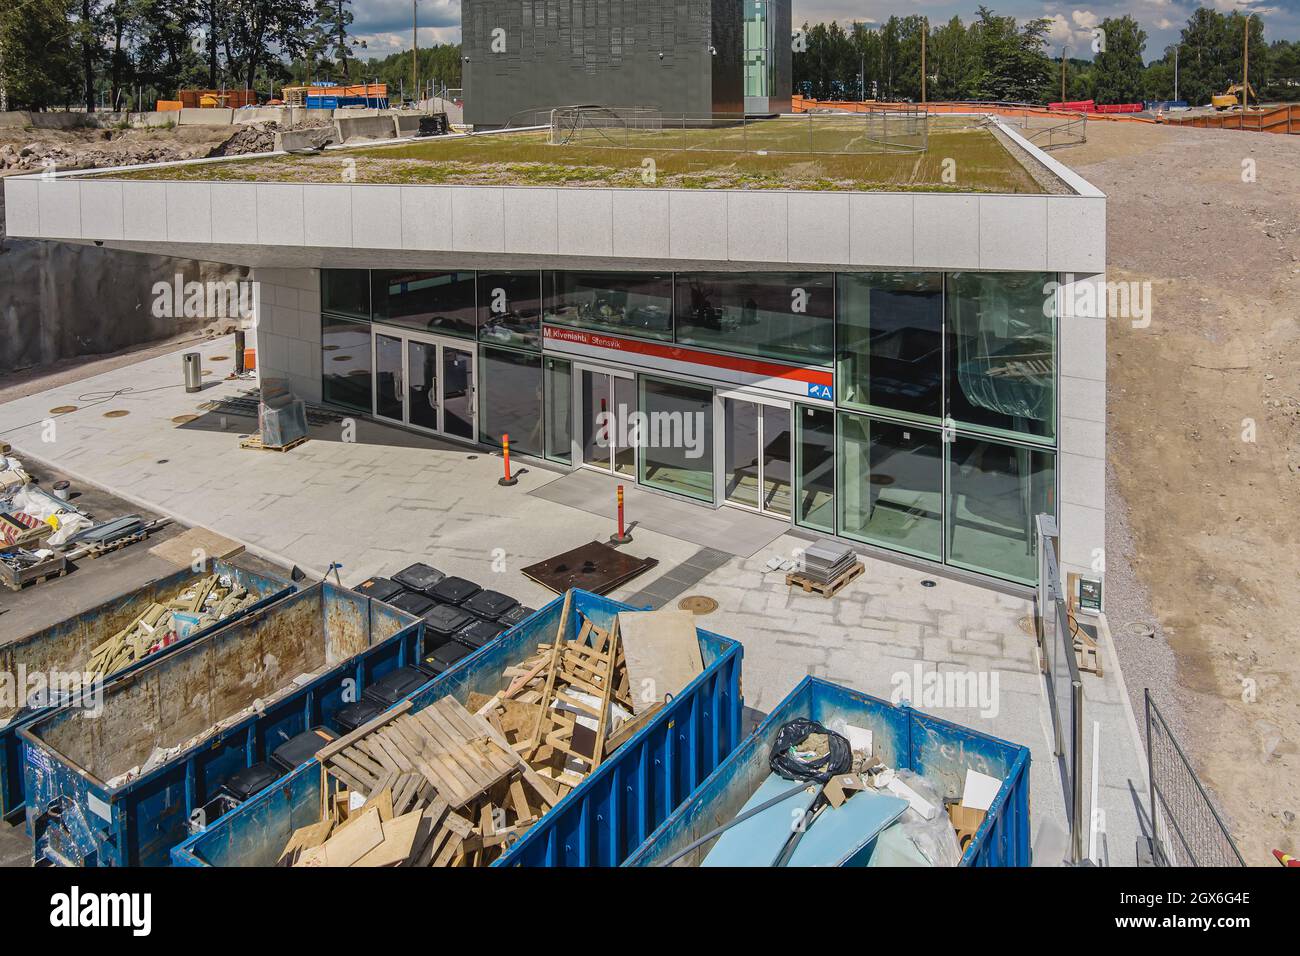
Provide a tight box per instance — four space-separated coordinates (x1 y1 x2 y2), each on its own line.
225 0 312 90
1092 15 1146 104
969 5 1051 103
0 0 79 110
929 16 977 100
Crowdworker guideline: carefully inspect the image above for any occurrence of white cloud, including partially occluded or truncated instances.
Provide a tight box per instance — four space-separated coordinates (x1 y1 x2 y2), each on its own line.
1071 9 1101 29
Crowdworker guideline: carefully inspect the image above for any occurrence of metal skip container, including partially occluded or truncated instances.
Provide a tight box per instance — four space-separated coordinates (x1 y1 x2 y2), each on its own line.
170 589 745 867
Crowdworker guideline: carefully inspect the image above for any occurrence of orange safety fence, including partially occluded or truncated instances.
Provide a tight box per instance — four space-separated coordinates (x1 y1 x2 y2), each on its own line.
1162 103 1300 134
791 94 1153 124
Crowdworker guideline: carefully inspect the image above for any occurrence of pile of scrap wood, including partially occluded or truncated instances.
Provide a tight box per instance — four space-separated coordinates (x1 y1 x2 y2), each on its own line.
279 594 680 867
86 574 255 680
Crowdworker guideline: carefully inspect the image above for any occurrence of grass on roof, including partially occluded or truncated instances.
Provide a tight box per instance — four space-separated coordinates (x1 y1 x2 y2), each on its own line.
106 117 1045 194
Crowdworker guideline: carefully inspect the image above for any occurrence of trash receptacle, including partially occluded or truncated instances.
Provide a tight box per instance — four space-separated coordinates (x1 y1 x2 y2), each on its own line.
183 352 202 392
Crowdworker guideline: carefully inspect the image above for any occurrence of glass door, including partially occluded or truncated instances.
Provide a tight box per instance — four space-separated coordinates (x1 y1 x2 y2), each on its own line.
721 396 792 518
373 329 477 442
576 366 635 475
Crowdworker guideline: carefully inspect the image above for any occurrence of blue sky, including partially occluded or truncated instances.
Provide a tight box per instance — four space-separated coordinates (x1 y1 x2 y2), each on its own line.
350 0 1300 61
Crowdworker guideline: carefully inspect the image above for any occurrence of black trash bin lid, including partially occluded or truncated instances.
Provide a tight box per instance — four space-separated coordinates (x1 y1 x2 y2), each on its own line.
392 562 446 593
498 604 536 627
389 590 437 617
362 666 431 707
427 576 481 605
456 618 505 649
270 727 337 773
462 589 519 621
422 640 474 675
218 762 282 803
335 699 384 733
422 603 473 637
352 576 407 603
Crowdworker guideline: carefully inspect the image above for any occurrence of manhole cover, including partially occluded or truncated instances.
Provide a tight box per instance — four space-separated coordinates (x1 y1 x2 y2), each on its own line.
172 414 199 425
49 405 78 414
1018 615 1037 636
103 410 129 418
209 355 228 361
1128 622 1156 639
920 579 937 588
678 595 718 615
322 345 342 351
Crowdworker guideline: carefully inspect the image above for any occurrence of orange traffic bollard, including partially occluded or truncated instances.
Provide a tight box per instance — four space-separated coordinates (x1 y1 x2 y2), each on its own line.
609 484 633 544
498 433 518 487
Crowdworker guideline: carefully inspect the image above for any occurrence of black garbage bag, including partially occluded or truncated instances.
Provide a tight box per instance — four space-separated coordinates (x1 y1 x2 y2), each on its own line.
768 718 852 783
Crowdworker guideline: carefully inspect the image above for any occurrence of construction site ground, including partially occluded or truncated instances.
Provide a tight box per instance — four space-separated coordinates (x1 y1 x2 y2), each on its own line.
1064 120 1299 865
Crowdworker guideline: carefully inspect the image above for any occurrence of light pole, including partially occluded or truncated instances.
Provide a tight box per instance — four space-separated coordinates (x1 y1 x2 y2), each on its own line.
412 0 419 107
1174 45 1179 103
1061 45 1068 103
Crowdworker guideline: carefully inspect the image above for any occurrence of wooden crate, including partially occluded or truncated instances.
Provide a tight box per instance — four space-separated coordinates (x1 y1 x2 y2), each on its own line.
0 553 68 591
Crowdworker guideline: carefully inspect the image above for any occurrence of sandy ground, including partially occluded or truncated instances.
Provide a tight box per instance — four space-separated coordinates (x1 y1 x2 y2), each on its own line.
1061 120 1299 865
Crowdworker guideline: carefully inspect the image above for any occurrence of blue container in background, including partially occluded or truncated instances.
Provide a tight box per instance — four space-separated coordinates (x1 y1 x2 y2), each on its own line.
625 676 1031 867
0 559 294 821
20 582 421 866
171 589 744 867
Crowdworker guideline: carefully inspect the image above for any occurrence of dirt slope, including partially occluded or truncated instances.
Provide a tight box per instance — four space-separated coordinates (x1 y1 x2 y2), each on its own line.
1063 120 1299 865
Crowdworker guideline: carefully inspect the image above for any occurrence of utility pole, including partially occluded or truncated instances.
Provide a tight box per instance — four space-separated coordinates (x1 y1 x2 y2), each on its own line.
412 0 419 107
1174 45 1179 102
920 18 927 103
1242 12 1252 109
1061 46 1068 102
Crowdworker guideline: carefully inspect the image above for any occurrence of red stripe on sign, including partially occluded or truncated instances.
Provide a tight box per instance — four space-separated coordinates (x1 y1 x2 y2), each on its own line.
542 326 833 387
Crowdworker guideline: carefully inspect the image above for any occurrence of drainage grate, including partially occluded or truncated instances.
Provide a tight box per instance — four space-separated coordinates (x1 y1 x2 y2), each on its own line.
678 595 718 615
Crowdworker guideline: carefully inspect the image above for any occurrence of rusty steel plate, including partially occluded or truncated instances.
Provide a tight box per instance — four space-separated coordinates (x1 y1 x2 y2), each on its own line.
521 540 659 596
172 414 200 425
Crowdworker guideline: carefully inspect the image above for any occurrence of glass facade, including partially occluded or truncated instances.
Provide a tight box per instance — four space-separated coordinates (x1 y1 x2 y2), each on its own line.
946 272 1056 443
318 267 1061 584
477 271 542 350
638 377 714 502
836 272 943 421
479 346 544 457
947 436 1055 584
676 272 834 367
838 414 943 560
320 314 372 412
743 0 772 98
372 270 477 339
545 271 673 341
543 357 572 464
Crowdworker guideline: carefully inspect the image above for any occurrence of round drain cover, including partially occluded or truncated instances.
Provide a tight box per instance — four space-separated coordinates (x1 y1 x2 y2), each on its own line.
49 405 78 414
1018 615 1037 636
103 410 129 418
209 355 229 361
172 414 199 425
920 579 937 588
678 595 718 615
332 355 352 362
1128 622 1156 639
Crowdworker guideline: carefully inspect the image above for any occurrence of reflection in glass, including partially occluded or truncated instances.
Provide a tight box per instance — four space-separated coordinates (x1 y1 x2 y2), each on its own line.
322 270 371 320
441 345 475 439
372 270 476 339
546 272 673 341
374 333 403 421
407 340 438 431
724 399 761 509
947 436 1055 584
478 272 542 350
544 357 572 464
675 272 834 367
947 272 1055 442
638 377 714 502
321 315 372 413
838 415 942 560
795 404 835 532
761 404 793 517
581 370 612 469
479 346 543 457
836 272 943 420
614 376 637 477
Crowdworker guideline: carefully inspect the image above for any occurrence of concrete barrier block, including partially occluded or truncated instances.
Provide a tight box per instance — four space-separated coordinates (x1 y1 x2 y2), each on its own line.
274 127 339 152
178 107 234 126
334 114 396 143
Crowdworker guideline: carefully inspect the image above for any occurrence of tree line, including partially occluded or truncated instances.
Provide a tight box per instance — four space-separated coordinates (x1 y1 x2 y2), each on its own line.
0 0 463 112
794 4 1300 106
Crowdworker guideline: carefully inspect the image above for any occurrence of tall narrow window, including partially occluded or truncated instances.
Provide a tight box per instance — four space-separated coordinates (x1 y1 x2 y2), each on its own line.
544 357 572 464
795 404 835 532
838 414 943 560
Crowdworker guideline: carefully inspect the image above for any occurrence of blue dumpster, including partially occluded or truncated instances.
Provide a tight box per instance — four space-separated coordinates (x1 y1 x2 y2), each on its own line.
20 581 421 866
625 676 1032 867
0 559 294 821
170 589 744 867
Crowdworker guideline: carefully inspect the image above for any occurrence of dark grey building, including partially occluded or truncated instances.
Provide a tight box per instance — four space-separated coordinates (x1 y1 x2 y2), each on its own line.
462 0 791 128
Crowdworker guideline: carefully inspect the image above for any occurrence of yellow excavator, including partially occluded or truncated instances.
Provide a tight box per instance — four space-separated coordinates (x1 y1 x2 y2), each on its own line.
1212 81 1257 111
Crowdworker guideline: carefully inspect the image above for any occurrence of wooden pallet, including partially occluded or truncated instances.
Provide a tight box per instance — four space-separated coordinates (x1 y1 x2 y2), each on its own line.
786 560 864 598
86 531 148 559
239 432 308 453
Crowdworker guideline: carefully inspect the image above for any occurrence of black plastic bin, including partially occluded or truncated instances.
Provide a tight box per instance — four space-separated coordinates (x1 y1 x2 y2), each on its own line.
427 576 481 606
388 590 437 618
462 589 519 621
456 618 505 649
270 727 337 773
392 563 446 593
217 763 281 804
352 577 407 604
335 700 384 734
421 640 474 676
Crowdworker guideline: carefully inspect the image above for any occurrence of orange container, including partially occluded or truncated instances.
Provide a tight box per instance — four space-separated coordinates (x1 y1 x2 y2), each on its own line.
243 348 256 371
